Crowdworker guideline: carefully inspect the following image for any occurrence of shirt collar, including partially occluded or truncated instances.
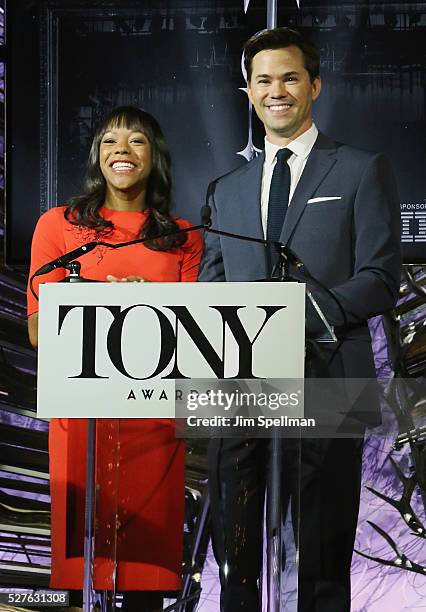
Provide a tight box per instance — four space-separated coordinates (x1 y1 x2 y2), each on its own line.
264 123 319 167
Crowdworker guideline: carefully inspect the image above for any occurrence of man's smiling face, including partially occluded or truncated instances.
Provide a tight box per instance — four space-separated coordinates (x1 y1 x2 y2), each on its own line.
247 45 321 145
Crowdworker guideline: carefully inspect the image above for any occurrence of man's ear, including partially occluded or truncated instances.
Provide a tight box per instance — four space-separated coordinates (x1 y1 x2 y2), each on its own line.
247 80 253 104
312 77 322 101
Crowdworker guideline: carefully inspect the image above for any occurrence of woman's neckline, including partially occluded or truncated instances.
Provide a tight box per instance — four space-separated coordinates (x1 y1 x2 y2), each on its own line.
100 205 150 214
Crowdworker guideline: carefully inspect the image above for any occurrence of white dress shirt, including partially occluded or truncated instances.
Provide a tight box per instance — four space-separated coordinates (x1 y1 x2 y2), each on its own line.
261 123 319 238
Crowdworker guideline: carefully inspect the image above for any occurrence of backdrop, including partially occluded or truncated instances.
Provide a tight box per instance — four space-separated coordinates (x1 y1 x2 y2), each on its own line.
5 0 426 265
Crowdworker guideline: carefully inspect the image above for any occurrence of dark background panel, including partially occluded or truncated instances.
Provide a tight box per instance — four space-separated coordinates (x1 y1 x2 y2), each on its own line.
5 0 426 266
5 0 40 266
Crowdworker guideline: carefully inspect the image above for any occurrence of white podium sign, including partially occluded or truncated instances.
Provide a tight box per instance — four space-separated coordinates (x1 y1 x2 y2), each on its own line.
37 282 305 418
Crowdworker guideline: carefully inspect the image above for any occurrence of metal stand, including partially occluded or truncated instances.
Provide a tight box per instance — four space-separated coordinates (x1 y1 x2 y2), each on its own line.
175 485 210 612
83 418 97 612
266 432 283 611
265 247 293 611
265 246 335 611
61 260 100 611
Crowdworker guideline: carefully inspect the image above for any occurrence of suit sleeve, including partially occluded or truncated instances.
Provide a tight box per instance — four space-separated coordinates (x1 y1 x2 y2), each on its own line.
198 183 226 282
307 153 402 330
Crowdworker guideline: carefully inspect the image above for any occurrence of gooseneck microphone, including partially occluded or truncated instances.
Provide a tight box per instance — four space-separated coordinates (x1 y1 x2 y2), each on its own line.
200 205 212 228
202 178 302 267
200 178 218 228
202 182 347 334
33 242 100 277
29 219 209 301
30 197 346 335
32 205 216 281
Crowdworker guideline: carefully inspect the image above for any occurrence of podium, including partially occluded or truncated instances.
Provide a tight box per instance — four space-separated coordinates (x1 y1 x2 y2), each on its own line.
38 281 309 611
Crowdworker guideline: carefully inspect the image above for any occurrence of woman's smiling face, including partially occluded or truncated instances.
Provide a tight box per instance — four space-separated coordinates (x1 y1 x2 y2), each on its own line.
99 125 153 195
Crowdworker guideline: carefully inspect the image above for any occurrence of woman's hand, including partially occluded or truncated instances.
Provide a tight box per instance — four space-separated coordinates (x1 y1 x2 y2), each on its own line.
106 275 150 283
28 313 39 348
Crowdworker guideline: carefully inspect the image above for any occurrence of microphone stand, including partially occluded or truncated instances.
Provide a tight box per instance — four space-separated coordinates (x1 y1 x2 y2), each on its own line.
60 260 98 612
267 244 295 612
83 422 97 612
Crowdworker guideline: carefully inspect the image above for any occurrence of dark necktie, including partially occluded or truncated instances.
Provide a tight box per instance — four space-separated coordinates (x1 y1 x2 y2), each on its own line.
266 147 293 272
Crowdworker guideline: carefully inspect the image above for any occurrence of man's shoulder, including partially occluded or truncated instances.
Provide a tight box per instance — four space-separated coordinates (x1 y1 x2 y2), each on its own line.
318 132 385 165
209 153 264 189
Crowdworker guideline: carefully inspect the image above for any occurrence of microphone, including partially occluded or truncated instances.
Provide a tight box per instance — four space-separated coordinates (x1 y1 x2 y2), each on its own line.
200 205 212 227
198 201 347 333
33 242 99 277
33 217 209 279
201 178 218 227
203 177 300 265
29 221 206 301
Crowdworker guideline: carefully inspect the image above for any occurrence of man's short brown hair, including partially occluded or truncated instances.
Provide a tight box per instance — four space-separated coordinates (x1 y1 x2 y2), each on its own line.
243 27 320 83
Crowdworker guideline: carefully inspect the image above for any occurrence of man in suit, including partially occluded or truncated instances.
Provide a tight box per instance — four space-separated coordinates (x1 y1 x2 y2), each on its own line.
199 28 401 612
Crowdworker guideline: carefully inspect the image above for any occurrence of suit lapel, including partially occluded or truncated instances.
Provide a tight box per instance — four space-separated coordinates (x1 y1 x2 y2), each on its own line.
281 133 338 245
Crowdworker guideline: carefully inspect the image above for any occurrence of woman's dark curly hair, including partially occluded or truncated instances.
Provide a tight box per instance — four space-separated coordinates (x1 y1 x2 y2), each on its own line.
65 106 186 250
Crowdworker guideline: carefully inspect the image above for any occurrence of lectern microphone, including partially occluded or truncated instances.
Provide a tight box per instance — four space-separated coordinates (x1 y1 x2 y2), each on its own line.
33 242 100 277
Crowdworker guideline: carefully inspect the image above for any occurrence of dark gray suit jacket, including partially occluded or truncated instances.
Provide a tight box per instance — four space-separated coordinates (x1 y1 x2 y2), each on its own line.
199 132 402 424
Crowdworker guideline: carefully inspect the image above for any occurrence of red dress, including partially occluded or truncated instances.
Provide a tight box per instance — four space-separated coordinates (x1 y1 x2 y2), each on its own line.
27 206 203 591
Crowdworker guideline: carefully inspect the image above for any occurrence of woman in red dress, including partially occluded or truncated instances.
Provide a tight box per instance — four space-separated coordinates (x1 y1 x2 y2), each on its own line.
27 106 203 611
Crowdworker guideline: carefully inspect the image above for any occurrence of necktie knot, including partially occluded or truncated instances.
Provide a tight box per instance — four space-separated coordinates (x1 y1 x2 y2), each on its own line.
276 148 293 163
